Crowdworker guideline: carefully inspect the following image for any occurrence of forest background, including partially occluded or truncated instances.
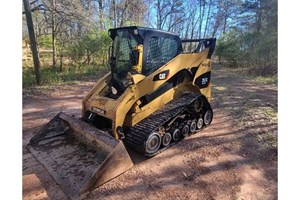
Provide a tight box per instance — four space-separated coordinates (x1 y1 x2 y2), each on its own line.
22 0 277 85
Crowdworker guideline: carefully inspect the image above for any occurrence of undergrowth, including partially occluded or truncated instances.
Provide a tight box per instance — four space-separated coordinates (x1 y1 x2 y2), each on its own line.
254 76 277 85
23 64 109 87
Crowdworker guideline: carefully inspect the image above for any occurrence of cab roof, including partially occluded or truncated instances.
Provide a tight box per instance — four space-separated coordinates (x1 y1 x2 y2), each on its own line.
108 26 180 41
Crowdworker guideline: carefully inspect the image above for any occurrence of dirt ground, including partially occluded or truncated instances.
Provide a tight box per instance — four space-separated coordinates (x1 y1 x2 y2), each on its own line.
22 64 277 200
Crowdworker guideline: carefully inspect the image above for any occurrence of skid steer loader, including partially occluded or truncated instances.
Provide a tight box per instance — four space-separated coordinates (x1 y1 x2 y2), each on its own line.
27 26 216 199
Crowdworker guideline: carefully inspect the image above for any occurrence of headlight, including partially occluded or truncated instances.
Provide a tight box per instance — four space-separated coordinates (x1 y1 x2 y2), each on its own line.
92 107 106 115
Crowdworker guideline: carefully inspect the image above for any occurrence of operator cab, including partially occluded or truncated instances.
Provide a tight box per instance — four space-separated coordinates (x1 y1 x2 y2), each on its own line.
108 26 182 94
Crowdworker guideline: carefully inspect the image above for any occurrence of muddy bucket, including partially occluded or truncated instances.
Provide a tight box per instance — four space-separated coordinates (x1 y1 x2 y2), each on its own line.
27 112 133 200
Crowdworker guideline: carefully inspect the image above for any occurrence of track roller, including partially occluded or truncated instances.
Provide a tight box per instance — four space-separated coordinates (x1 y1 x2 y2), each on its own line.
189 121 197 133
181 125 189 137
203 109 213 125
162 132 172 147
172 129 181 141
145 132 161 154
196 118 204 129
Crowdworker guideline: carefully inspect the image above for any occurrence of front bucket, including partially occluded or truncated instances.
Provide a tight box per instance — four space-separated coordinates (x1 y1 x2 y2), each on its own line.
27 112 134 200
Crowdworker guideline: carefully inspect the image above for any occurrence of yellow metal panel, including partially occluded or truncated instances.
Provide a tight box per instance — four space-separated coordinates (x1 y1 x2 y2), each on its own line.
131 74 146 84
82 72 112 116
192 59 212 102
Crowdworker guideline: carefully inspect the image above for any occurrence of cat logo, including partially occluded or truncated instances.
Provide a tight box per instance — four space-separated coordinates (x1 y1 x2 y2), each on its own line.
159 73 166 80
153 70 170 81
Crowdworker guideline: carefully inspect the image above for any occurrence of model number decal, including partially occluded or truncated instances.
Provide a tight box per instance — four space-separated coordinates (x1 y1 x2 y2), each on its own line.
202 77 208 85
194 71 211 89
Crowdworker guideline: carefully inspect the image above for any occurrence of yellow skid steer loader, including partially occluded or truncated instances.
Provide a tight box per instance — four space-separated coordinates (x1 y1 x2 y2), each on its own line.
27 26 216 199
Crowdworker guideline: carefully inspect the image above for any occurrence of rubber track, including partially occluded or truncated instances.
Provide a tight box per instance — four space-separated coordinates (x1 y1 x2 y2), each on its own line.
125 92 201 156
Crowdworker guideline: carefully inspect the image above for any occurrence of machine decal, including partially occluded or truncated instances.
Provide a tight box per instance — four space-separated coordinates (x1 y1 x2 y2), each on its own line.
194 71 211 89
153 70 170 81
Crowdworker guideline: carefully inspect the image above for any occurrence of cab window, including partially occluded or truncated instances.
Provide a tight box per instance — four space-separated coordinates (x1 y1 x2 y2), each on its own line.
144 36 178 75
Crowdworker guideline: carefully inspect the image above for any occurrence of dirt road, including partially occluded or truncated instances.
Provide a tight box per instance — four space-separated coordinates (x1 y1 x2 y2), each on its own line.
23 64 277 200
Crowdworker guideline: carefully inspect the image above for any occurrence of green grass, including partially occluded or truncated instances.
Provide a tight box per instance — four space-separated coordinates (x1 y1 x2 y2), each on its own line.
262 107 277 119
23 64 109 87
254 75 277 85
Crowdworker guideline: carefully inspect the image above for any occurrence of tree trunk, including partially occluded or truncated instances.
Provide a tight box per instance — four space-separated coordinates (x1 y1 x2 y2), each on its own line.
223 15 227 34
59 46 63 72
189 16 195 51
59 54 63 71
120 0 129 27
256 0 262 33
113 0 117 28
23 0 41 85
98 0 104 30
87 50 90 65
199 0 206 39
147 0 151 27
51 0 56 68
203 0 212 38
223 0 229 34
58 32 63 72
157 0 162 29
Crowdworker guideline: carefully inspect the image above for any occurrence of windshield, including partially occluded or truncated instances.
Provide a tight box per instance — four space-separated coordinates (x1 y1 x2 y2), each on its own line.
112 30 138 80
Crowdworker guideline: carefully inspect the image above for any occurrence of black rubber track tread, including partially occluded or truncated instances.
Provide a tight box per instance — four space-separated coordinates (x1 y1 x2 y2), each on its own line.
125 92 201 156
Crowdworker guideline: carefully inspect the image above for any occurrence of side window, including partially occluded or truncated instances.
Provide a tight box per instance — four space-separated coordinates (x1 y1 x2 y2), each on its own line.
144 36 178 75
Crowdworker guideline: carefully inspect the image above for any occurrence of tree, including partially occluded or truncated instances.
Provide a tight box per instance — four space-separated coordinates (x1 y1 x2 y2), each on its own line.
215 0 277 74
51 0 56 68
155 0 185 31
23 0 42 85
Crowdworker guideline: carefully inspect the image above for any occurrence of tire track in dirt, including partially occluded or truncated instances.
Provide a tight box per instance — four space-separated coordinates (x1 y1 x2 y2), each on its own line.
22 65 277 200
